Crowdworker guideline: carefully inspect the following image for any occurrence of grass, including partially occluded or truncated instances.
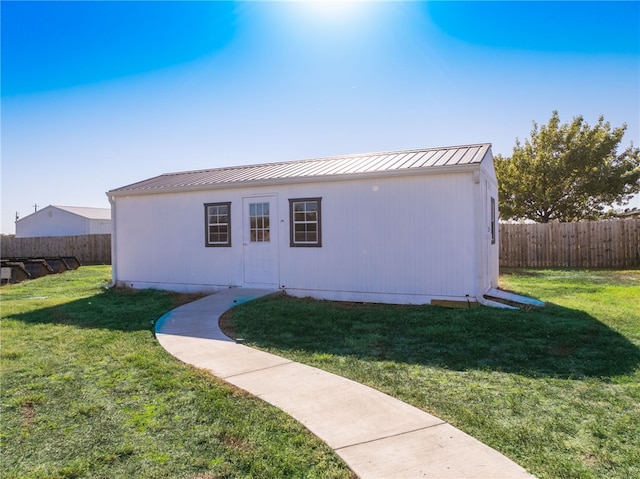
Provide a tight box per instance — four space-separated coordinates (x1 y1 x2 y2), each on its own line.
223 269 640 479
0 266 354 479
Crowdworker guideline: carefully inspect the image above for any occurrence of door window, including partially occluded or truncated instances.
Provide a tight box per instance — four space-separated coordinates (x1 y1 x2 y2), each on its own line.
249 202 270 242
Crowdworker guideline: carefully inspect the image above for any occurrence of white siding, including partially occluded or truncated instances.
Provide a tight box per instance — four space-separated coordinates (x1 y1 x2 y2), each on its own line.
16 205 111 238
88 219 112 235
278 174 477 301
478 155 500 294
114 192 242 291
113 170 484 303
16 206 87 237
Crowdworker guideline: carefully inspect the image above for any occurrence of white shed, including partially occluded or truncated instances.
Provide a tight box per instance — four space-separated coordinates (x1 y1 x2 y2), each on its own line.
15 205 111 238
107 144 499 306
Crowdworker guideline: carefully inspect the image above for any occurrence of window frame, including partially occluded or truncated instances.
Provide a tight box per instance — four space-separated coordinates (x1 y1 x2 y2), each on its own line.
204 202 232 247
490 197 496 245
289 197 322 247
249 201 271 243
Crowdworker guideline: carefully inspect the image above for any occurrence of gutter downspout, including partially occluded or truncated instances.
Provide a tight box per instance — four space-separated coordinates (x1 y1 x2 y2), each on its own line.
476 293 517 309
106 194 117 289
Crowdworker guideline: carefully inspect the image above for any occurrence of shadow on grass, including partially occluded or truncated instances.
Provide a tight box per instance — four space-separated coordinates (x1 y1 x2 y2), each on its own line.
5 287 202 332
225 294 640 380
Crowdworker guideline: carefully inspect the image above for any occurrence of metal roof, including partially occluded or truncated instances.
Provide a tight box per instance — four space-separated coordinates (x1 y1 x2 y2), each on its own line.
109 143 491 195
53 206 111 220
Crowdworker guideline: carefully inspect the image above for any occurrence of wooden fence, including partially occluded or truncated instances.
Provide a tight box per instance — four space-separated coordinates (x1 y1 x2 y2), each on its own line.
1 234 111 265
2 221 638 269
500 219 640 268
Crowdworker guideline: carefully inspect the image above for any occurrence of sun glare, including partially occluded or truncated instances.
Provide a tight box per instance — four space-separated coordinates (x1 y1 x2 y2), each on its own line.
298 0 368 20
266 0 392 54
288 0 383 36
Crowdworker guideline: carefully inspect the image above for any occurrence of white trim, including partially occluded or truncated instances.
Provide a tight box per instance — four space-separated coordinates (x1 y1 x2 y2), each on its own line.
116 280 234 294
284 288 478 306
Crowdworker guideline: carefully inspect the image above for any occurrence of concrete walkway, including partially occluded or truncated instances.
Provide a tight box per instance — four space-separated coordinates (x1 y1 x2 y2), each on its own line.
155 288 535 479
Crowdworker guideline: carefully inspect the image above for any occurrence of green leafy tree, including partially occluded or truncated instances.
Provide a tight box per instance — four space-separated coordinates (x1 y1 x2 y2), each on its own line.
495 111 640 223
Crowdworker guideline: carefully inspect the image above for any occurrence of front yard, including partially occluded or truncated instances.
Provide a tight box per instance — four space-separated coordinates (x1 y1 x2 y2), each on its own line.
0 266 353 479
2 266 638 478
223 269 640 479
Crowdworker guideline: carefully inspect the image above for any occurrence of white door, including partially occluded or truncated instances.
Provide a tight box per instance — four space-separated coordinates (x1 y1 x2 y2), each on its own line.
243 196 279 288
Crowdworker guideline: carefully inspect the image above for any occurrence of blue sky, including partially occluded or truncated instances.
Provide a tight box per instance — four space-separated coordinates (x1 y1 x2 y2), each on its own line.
2 1 639 234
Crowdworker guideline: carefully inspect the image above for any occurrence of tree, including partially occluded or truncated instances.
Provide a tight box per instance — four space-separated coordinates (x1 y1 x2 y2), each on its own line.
495 111 640 223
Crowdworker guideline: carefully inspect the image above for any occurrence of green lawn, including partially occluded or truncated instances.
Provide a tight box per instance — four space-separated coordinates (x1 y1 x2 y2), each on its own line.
223 269 640 479
3 267 638 479
0 266 353 479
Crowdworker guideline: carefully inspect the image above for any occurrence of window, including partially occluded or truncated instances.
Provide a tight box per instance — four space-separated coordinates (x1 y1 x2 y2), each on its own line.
249 202 270 242
205 202 231 247
490 197 496 245
289 198 322 247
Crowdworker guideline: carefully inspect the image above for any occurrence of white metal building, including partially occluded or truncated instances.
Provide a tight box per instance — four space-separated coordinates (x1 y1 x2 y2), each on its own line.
15 205 111 238
107 144 499 305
